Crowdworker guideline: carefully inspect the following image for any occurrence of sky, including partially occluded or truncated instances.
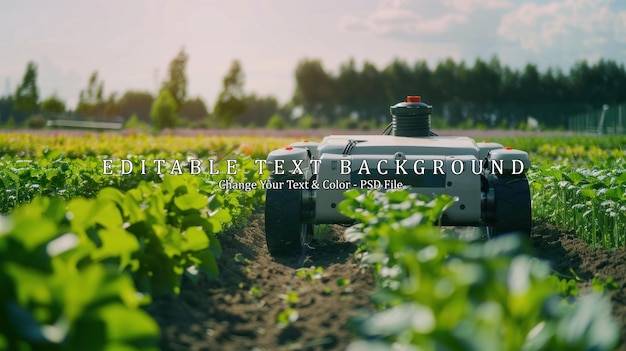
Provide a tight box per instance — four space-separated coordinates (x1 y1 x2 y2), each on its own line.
2 0 626 109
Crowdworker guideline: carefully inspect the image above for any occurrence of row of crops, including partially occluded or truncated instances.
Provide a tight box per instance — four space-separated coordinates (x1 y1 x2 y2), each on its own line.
340 189 619 350
0 131 624 350
496 135 626 248
0 133 270 350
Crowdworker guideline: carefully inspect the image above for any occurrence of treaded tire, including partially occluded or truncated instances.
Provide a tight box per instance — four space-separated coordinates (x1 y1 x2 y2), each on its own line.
265 184 302 257
493 175 532 236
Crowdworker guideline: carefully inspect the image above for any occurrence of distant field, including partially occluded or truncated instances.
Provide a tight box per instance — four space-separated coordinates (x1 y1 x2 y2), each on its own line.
5 127 574 138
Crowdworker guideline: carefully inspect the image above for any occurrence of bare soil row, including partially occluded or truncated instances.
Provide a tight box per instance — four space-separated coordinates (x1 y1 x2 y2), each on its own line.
148 214 626 351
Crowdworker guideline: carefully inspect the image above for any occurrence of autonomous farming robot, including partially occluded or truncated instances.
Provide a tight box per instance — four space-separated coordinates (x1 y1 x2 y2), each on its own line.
264 96 532 257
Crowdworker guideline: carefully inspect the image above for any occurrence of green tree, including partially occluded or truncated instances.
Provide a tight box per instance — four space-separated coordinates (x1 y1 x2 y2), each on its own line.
214 60 246 127
0 96 14 124
162 48 188 110
357 61 386 122
179 97 208 122
381 58 413 103
336 58 360 118
266 114 286 130
14 61 39 119
292 58 335 123
41 94 66 114
5 115 16 129
150 89 178 130
237 94 278 127
76 71 105 116
296 114 320 129
102 93 119 118
124 113 151 131
431 58 464 125
118 91 154 123
594 59 626 105
25 114 46 129
411 60 433 102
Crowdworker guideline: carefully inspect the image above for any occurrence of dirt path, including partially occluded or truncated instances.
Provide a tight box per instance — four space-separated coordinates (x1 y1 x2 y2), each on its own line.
531 221 626 351
149 215 626 351
149 212 374 351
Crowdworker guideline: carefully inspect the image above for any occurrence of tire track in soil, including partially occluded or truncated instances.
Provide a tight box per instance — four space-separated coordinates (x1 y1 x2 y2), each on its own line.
149 215 626 351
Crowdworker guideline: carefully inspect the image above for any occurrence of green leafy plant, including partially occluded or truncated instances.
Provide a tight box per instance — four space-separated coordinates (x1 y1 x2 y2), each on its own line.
295 266 324 281
591 276 620 294
339 188 620 351
275 308 298 328
249 286 261 298
0 154 265 349
529 161 626 248
0 197 160 350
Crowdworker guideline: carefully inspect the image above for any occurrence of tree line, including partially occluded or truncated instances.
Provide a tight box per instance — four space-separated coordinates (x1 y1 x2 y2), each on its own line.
1 51 625 130
293 56 626 129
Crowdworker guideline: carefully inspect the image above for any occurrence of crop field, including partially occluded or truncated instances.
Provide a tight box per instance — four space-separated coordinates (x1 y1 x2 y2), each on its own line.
0 130 625 351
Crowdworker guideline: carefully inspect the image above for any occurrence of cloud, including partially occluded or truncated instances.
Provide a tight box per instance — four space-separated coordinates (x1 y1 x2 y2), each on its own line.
442 0 512 13
339 11 467 36
498 0 626 53
338 0 469 38
339 0 512 38
338 0 626 70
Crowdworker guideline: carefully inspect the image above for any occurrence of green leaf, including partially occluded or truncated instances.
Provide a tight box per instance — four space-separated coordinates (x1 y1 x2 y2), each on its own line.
162 175 188 195
37 197 68 223
74 305 159 349
276 308 298 328
337 278 351 287
181 213 212 231
94 201 124 229
122 193 145 223
90 227 140 263
196 249 219 277
42 148 63 161
97 187 126 207
182 227 209 251
160 228 183 258
287 291 299 304
564 171 584 185
209 208 232 225
173 193 207 211
343 188 362 200
5 263 53 306
11 217 58 252
206 231 222 259
580 188 597 199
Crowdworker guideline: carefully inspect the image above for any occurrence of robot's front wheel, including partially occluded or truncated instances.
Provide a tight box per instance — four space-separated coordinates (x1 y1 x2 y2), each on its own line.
492 174 532 237
265 185 304 257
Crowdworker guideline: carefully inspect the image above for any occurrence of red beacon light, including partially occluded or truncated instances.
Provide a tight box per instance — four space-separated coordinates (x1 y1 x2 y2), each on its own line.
285 147 294 151
504 146 513 150
406 96 421 103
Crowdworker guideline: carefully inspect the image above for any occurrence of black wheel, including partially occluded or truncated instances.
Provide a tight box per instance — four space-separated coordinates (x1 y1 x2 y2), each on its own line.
265 182 303 257
493 175 532 236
